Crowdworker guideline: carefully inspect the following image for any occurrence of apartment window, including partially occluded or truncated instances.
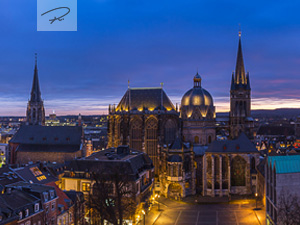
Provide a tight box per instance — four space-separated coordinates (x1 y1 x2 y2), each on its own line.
35 203 39 212
51 201 55 211
50 190 55 199
25 209 29 217
43 192 49 201
38 221 41 225
82 182 91 192
69 213 72 222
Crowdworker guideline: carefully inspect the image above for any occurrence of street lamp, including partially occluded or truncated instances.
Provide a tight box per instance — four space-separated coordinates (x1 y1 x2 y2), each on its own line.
142 210 145 225
255 193 258 209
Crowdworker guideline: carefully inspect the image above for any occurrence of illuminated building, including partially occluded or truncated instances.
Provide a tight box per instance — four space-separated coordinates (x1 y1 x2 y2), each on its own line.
203 133 259 196
108 87 179 174
159 138 196 199
181 73 216 145
229 32 254 138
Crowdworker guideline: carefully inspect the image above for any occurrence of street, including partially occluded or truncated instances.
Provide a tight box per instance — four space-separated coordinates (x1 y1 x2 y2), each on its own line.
143 197 266 225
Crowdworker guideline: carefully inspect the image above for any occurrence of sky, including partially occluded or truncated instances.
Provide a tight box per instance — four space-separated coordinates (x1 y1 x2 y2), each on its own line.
1 0 300 116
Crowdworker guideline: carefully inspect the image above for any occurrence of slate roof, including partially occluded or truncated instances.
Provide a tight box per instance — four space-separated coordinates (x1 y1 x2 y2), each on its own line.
10 125 83 145
13 163 58 185
65 147 153 181
0 167 24 192
193 145 208 156
268 155 300 174
116 88 175 111
257 125 294 136
0 189 40 211
207 132 258 153
6 182 56 194
16 144 81 153
169 138 189 150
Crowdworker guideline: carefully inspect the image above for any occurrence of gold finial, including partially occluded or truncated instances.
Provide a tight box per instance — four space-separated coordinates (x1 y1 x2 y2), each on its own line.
128 79 130 89
238 24 241 37
160 82 164 88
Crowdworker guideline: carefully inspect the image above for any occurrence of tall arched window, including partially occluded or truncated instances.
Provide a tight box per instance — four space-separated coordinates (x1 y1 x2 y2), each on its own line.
214 156 220 189
164 119 176 145
231 156 247 186
146 117 158 173
194 136 199 144
222 156 229 189
130 118 142 151
208 136 212 144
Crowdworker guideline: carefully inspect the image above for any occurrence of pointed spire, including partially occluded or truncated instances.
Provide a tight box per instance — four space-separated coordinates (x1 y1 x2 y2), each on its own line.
30 53 42 102
230 72 235 90
235 30 246 85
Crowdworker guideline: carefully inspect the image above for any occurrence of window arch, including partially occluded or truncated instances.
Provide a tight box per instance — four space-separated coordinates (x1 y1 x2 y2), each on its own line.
146 117 158 173
231 156 247 186
208 136 212 144
194 136 199 144
164 119 176 145
130 118 142 150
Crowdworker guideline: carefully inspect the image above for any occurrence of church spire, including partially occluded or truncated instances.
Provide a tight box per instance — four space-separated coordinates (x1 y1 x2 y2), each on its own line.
30 53 42 103
26 53 45 126
234 31 246 85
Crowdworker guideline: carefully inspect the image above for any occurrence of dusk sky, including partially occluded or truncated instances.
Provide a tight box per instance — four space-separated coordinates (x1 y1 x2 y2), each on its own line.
1 0 300 116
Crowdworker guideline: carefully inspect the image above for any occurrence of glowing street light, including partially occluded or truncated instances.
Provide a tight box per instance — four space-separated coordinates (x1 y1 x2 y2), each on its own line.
255 192 258 209
142 210 146 225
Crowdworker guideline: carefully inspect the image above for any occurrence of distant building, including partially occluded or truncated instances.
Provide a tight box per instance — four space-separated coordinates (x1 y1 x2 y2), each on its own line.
0 143 8 167
9 125 84 164
203 133 259 196
26 55 45 126
229 32 253 139
266 155 300 225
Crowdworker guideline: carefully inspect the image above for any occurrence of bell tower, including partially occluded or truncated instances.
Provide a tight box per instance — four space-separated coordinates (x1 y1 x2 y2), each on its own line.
26 54 45 126
229 31 253 138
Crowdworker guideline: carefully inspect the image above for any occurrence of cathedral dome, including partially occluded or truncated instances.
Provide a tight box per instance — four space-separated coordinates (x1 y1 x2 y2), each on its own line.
181 73 215 120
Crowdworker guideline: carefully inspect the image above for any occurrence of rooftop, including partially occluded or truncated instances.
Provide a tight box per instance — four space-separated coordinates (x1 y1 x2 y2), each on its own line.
268 155 300 174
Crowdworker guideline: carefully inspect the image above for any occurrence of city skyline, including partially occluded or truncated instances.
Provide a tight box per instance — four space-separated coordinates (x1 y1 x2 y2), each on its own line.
1 0 300 116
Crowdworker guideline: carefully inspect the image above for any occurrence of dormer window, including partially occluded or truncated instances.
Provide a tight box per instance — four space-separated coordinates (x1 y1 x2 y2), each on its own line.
43 192 48 202
35 203 39 212
50 190 55 199
25 209 29 217
19 211 22 220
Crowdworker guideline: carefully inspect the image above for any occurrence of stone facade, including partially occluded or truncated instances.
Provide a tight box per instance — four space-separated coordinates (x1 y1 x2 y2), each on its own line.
16 150 82 164
159 139 196 199
229 32 253 139
202 133 260 197
108 88 180 174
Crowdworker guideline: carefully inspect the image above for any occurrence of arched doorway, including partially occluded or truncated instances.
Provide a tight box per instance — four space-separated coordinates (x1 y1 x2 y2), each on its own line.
168 183 182 200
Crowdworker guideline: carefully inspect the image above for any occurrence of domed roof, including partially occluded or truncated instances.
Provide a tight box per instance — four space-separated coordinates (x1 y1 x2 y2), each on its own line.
181 73 214 107
181 87 213 107
181 73 215 120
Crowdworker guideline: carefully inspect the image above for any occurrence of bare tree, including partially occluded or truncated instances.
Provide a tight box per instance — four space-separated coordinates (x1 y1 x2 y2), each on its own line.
278 190 300 225
87 165 137 225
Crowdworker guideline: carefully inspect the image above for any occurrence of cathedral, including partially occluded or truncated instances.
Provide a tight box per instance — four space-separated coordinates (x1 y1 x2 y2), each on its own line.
108 31 258 198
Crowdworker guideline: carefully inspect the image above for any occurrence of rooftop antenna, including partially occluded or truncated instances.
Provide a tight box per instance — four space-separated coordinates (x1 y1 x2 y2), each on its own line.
238 23 242 37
